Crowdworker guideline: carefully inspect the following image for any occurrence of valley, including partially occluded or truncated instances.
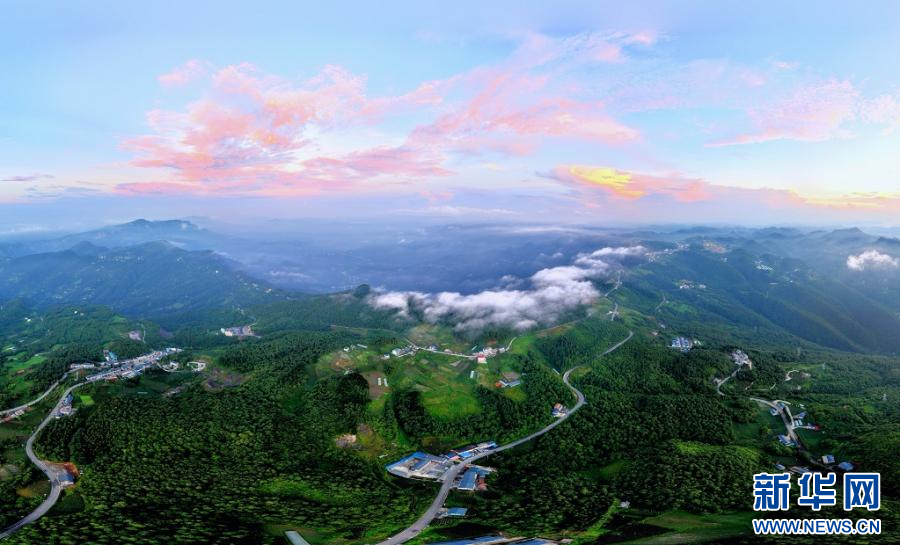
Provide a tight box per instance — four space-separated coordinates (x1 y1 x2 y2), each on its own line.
0 222 898 544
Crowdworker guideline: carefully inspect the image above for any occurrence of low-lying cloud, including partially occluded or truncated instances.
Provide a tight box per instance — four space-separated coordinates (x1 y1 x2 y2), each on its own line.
846 249 899 271
368 245 645 332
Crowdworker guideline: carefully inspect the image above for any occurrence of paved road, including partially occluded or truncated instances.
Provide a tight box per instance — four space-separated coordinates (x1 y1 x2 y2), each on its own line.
0 371 72 418
374 330 633 545
0 382 84 539
751 397 800 445
608 302 619 321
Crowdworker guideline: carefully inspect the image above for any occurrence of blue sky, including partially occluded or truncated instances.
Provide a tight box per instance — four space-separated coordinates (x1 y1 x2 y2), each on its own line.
2 1 900 229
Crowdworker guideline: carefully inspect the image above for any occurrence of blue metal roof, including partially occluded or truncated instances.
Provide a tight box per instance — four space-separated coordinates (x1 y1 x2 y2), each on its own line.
411 458 431 471
458 469 478 490
385 452 417 469
426 536 503 545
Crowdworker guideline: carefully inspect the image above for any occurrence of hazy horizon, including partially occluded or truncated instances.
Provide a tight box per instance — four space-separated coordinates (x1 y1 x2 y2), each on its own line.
3 1 900 228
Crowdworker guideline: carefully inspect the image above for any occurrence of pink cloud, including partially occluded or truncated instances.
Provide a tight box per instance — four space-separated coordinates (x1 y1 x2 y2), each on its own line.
419 190 454 204
548 164 900 220
552 165 712 202
125 63 454 195
708 79 859 146
127 46 641 196
158 59 207 87
859 92 900 131
513 31 658 69
409 69 639 157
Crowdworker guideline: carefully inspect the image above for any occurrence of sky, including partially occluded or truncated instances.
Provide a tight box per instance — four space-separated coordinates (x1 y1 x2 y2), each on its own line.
2 1 900 230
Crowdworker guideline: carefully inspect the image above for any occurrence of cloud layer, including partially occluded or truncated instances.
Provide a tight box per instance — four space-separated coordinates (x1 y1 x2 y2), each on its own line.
847 250 899 271
368 245 644 332
122 33 647 197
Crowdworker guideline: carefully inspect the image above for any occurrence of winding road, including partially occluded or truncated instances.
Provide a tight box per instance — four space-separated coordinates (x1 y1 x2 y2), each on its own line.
373 330 633 545
0 382 84 539
0 371 72 418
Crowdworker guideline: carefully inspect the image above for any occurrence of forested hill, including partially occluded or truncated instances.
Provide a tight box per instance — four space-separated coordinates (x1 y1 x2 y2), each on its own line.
0 241 283 319
623 246 900 355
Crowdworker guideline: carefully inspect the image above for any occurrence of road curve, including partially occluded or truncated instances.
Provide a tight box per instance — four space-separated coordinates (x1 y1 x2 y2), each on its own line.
374 330 633 545
0 382 84 540
0 371 72 418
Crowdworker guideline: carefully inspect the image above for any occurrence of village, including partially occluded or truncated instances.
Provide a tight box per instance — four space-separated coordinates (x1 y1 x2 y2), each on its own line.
386 441 499 492
82 347 183 383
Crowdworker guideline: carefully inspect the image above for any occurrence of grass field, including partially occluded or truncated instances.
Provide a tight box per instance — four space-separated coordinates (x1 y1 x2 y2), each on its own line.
731 406 782 447
622 510 755 544
1 353 47 395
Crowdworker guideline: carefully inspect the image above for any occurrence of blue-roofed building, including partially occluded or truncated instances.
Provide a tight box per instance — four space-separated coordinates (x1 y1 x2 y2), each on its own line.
425 536 506 545
458 468 479 490
437 507 469 518
777 434 795 447
512 539 556 545
285 531 311 545
411 458 431 471
838 461 854 471
386 451 449 479
448 441 497 460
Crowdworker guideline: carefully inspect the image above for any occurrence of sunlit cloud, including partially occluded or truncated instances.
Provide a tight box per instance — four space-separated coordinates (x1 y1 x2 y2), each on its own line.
708 79 859 146
551 165 711 202
125 33 642 196
7 15 900 226
368 245 645 332
847 250 899 271
158 59 207 87
546 164 900 221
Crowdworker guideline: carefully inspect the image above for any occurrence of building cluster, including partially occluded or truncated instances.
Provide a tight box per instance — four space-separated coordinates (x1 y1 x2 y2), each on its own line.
436 507 469 519
755 261 775 272
495 371 521 388
390 345 416 357
386 451 454 480
446 442 498 462
386 441 498 482
677 280 707 290
792 410 813 429
54 394 74 418
731 349 752 368
821 454 854 471
702 241 728 254
670 336 695 352
220 324 255 338
769 401 787 417
86 348 181 382
777 433 796 447
425 537 557 545
457 466 492 491
472 346 505 360
1 408 25 423
551 403 568 418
